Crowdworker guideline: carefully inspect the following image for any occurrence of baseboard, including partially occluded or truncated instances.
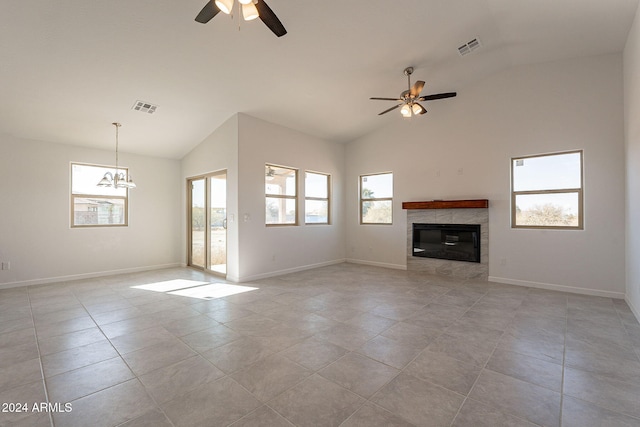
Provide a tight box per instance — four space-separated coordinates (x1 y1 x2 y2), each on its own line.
0 263 182 290
488 275 625 299
235 259 347 283
626 295 640 323
345 258 407 271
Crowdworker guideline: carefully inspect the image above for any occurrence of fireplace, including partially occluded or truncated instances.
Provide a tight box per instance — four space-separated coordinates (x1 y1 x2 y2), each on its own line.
404 199 488 280
412 223 481 263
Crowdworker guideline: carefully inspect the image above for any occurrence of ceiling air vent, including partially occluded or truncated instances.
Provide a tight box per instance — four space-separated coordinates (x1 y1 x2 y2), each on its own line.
132 100 158 114
458 37 481 56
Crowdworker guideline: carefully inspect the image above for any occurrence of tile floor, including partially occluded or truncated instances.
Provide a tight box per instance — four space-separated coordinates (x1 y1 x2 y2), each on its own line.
1 263 640 427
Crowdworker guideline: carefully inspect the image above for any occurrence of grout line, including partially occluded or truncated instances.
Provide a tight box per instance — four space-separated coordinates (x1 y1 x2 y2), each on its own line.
558 294 569 427
27 286 55 427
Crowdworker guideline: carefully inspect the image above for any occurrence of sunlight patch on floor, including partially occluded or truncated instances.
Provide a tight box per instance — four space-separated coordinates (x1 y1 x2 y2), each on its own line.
131 279 258 300
132 279 210 293
168 283 258 300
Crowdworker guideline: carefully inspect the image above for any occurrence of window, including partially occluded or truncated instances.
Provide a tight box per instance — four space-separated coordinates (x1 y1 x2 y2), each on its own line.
511 150 583 229
360 172 393 224
71 163 129 227
305 171 330 224
265 164 297 225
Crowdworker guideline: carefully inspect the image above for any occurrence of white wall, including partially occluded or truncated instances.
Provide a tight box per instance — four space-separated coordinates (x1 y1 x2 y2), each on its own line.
181 115 240 280
624 5 640 316
0 134 182 287
346 54 626 297
236 114 346 281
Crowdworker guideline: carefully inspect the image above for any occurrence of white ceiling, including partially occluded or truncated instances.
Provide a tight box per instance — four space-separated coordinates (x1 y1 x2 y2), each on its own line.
1 0 638 159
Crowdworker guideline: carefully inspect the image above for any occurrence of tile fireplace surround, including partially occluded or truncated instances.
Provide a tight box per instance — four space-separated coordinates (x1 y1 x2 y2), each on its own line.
404 200 489 280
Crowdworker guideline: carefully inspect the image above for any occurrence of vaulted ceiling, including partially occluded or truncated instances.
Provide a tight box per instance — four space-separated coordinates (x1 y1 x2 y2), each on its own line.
1 0 638 158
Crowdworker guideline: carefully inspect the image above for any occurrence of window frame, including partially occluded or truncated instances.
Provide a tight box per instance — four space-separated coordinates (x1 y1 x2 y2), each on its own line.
304 170 331 225
510 150 584 230
265 164 298 227
70 162 129 228
359 171 393 225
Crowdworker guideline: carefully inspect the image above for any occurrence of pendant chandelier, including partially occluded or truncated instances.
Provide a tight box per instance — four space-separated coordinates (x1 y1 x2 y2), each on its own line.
97 122 137 189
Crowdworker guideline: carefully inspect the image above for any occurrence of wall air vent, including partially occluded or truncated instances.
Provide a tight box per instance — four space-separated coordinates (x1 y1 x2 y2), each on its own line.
458 37 481 56
132 100 158 114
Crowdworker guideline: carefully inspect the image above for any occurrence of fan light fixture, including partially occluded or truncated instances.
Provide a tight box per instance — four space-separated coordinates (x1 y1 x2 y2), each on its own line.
214 0 233 14
412 103 426 115
195 0 287 38
216 0 259 21
97 123 137 189
370 67 456 118
265 165 275 181
242 2 259 20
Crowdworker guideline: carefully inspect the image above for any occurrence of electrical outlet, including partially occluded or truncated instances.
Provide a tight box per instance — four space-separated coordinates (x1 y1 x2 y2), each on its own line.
1 262 10 270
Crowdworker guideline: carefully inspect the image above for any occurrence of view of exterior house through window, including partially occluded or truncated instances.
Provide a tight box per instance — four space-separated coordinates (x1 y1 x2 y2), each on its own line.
511 150 583 229
360 172 393 224
305 171 330 224
265 164 297 225
71 163 128 227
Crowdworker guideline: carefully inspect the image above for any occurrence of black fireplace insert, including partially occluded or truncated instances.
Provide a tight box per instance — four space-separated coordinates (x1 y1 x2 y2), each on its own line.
412 223 480 263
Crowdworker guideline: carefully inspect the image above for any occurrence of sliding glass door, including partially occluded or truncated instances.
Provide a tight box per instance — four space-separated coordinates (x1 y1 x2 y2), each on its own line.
188 171 227 276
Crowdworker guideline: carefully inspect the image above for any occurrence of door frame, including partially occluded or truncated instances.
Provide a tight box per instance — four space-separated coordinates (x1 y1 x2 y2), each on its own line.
187 169 227 278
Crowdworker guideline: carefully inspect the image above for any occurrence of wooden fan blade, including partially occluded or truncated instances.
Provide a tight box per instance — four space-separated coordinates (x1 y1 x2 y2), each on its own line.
378 104 402 116
370 97 402 101
256 0 287 37
410 81 425 97
418 92 457 101
195 1 220 23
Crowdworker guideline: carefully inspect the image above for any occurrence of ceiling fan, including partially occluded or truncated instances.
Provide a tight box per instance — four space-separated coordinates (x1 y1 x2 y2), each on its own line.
195 0 287 37
371 67 456 117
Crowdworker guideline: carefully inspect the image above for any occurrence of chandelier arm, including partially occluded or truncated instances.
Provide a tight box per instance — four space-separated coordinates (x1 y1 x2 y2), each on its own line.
113 122 120 174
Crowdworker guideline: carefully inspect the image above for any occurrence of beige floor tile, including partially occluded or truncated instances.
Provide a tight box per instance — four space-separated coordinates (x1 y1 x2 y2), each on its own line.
41 340 118 377
319 352 399 398
452 398 540 427
139 355 224 404
281 336 349 371
161 377 261 427
52 379 156 427
202 336 275 374
108 325 175 355
356 335 423 369
469 369 561 427
180 324 243 352
228 405 292 427
0 381 48 426
46 356 134 403
341 403 415 427
269 374 365 427
404 349 482 395
231 354 311 402
0 357 42 393
371 372 464 427
37 327 107 356
122 339 197 376
486 347 563 392
561 396 640 427
564 367 640 419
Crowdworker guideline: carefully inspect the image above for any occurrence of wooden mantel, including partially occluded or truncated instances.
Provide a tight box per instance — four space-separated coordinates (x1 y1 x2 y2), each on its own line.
402 199 489 210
